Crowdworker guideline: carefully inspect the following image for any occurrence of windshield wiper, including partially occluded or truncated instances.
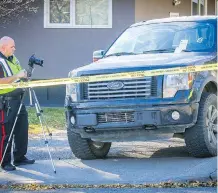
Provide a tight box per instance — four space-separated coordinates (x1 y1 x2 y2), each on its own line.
143 49 175 54
181 49 193 52
105 52 137 58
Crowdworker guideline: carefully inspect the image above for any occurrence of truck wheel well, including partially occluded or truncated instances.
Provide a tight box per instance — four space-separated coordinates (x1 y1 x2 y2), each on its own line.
203 82 217 94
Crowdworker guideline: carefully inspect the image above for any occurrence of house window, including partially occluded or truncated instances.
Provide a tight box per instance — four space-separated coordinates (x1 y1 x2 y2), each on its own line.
44 0 112 28
216 0 218 15
200 0 206 15
192 0 199 15
191 0 207 15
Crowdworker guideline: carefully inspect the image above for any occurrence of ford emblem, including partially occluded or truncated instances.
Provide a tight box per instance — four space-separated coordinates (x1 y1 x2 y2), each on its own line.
107 81 124 90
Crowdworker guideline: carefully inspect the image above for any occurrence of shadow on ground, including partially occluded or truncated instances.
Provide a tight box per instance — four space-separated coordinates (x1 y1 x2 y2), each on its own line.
28 131 191 161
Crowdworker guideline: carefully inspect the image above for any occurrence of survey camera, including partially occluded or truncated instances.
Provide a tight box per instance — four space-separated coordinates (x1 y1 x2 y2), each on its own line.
27 54 43 78
28 54 43 67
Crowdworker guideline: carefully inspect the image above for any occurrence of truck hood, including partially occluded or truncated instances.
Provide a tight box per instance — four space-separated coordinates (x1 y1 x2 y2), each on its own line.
74 52 216 76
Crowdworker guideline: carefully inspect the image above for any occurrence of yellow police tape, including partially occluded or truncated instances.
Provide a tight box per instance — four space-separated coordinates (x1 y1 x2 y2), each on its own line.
0 63 217 89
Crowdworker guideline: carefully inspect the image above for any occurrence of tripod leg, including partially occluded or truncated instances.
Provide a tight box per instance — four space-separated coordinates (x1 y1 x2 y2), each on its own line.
29 88 33 107
0 92 26 167
31 89 56 173
31 89 52 137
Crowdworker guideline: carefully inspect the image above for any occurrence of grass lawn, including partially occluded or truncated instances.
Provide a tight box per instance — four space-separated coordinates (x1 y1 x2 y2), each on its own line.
27 107 66 134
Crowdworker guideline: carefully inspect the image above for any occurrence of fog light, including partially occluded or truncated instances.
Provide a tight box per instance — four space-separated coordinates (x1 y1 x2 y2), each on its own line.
70 116 75 124
172 111 180 120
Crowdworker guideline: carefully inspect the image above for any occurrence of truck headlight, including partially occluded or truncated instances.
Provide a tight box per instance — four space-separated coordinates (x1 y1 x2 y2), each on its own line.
66 70 78 102
163 73 194 98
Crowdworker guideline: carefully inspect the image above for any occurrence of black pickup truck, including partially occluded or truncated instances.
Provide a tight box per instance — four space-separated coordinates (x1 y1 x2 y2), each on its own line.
65 16 217 160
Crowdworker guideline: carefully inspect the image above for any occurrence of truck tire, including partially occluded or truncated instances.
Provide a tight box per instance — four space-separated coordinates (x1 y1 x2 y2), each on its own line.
185 93 217 157
67 129 111 160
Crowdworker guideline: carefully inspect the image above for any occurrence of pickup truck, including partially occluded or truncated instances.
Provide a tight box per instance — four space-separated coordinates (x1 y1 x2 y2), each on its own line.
65 16 217 160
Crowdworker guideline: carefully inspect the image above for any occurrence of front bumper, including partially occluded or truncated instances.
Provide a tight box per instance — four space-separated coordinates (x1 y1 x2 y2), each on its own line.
66 102 199 141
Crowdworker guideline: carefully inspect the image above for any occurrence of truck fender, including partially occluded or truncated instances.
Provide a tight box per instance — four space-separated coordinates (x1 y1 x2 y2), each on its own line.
192 71 217 103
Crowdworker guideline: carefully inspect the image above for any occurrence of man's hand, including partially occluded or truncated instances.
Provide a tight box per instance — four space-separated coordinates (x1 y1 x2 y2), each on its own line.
16 69 27 79
0 69 28 84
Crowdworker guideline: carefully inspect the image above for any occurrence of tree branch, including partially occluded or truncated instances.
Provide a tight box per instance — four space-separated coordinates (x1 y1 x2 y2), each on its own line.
0 0 38 24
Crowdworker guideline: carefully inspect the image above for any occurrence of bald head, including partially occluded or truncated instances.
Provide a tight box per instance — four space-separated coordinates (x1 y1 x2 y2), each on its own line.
0 36 16 57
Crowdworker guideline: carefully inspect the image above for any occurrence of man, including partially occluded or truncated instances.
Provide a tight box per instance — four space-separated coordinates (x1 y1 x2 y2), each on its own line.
0 36 35 171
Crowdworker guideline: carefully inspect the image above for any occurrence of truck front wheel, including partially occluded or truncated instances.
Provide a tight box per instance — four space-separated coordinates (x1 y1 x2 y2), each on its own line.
185 93 217 157
67 130 111 160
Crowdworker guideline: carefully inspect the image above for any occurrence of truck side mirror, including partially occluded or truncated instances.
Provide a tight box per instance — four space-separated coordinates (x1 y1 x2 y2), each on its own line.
93 50 105 62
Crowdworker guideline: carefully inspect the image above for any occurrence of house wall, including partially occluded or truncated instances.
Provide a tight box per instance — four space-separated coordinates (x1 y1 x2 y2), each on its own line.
135 0 216 21
135 0 191 22
0 0 135 79
208 0 216 15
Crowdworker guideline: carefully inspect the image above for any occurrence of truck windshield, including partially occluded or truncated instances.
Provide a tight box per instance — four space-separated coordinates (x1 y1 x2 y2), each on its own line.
105 21 215 57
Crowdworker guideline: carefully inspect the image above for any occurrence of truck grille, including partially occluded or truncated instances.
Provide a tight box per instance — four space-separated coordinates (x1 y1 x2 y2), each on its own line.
97 112 135 123
81 76 157 100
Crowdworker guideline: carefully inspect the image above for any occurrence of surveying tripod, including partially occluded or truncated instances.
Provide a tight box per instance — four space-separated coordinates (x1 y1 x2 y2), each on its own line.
0 56 56 173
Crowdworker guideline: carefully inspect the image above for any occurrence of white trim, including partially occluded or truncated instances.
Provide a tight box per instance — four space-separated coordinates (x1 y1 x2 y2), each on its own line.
0 59 12 76
44 0 112 29
204 0 207 15
108 0 113 28
72 0 76 28
198 0 201 14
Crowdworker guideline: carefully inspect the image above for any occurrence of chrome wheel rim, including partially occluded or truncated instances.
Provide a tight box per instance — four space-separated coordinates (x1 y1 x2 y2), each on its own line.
206 105 217 145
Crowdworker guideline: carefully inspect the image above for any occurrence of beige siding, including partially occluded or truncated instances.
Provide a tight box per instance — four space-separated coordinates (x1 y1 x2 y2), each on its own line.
135 0 191 22
208 0 216 15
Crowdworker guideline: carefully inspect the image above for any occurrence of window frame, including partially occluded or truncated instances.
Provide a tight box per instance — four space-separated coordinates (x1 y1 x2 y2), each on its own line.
191 0 199 15
44 0 112 28
191 0 208 15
